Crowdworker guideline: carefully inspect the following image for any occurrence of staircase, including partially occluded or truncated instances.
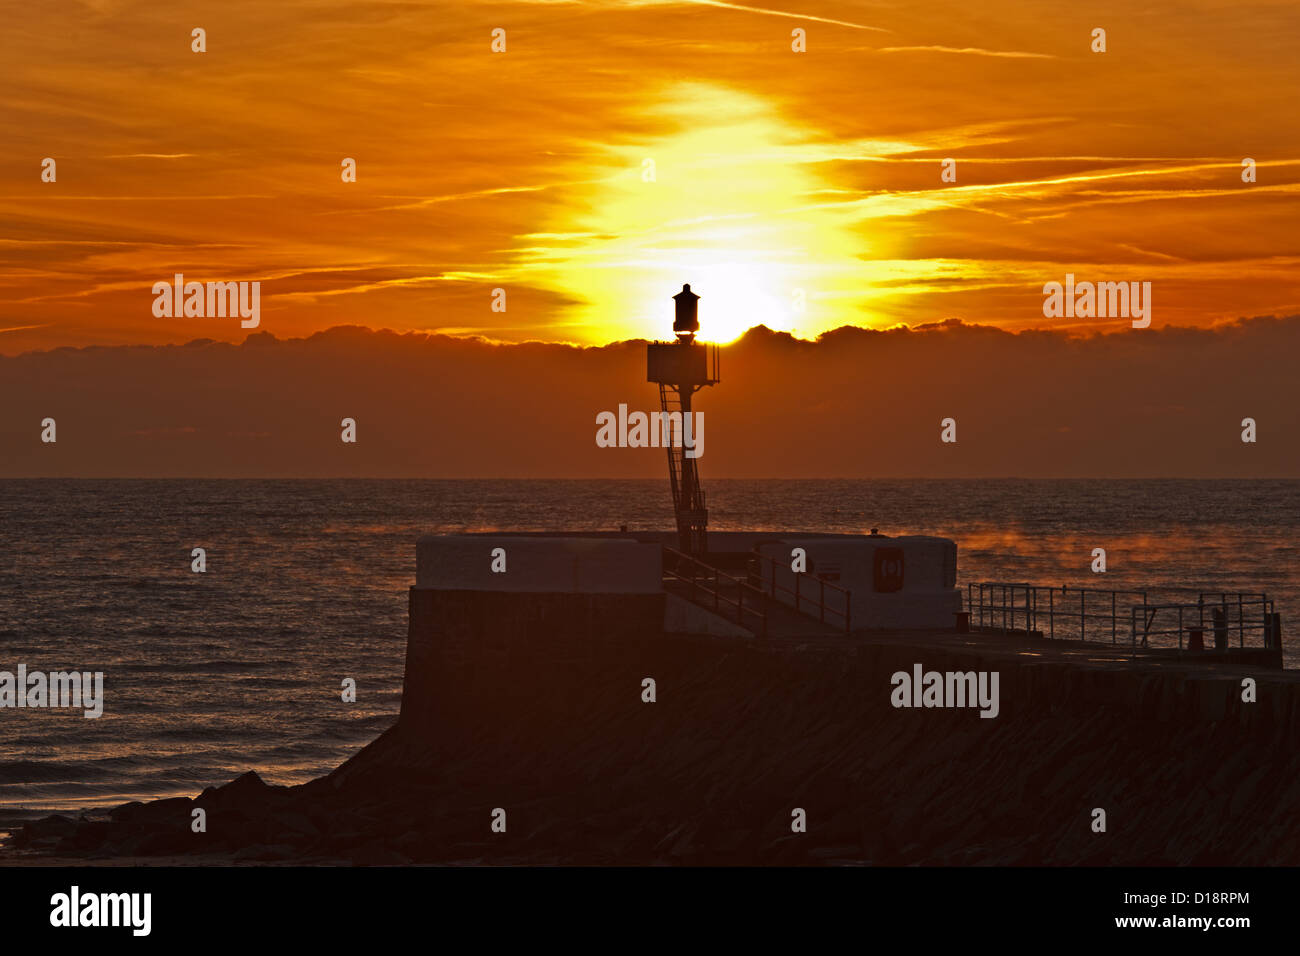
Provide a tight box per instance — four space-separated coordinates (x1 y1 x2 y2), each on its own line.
663 548 844 639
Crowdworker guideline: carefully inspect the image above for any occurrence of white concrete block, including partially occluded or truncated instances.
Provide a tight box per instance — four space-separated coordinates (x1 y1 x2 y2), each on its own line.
756 535 960 629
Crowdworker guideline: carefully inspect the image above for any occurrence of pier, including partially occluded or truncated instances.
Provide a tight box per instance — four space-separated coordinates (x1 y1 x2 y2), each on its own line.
388 285 1292 864
390 529 1300 865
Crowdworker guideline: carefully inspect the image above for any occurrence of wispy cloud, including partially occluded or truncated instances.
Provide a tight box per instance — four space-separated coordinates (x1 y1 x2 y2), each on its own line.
3 0 1299 350
875 45 1055 59
680 0 890 31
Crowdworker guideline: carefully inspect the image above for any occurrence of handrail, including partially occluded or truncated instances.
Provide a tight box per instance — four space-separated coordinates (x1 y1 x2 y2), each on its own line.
964 581 1276 652
748 550 852 635
664 547 767 637
1131 602 1274 651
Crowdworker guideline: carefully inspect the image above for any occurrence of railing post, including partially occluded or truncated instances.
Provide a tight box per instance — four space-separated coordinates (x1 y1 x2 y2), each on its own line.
1142 592 1148 648
1238 593 1244 647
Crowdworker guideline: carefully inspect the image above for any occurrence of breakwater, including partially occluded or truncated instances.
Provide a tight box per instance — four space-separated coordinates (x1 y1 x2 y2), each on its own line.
12 586 1298 866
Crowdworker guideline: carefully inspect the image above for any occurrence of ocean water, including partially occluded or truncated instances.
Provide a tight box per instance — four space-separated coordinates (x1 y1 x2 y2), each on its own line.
1 478 1296 823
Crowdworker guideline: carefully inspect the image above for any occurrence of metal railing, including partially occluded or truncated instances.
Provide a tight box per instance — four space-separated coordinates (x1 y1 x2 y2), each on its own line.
1130 598 1276 651
664 547 768 637
748 550 852 635
964 582 1277 652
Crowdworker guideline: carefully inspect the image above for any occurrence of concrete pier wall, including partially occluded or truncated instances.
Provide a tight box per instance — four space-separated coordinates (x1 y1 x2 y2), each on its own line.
388 531 1300 864
393 586 1300 864
400 587 664 732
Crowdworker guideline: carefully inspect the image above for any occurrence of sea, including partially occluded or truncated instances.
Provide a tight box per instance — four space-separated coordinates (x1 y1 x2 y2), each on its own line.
1 478 1296 827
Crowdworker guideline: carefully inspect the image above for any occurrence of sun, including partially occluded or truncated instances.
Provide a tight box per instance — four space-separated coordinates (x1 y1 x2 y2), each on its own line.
511 83 875 343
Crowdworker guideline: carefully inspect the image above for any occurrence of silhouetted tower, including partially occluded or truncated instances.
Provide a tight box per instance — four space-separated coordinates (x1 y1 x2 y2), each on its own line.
646 284 720 554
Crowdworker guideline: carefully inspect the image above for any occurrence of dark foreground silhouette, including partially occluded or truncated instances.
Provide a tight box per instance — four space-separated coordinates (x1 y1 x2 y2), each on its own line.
8 629 1300 865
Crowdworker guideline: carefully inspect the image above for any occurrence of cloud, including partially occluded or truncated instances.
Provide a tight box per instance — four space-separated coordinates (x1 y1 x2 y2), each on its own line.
874 45 1055 59
5 0 1300 352
677 0 890 31
2 317 1295 478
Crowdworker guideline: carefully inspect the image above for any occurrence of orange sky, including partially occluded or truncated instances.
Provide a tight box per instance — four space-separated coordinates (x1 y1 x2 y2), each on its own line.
4 0 1300 353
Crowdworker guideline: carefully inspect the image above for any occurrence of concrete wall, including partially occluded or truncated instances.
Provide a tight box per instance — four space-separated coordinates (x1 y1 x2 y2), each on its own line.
383 593 1300 865
401 588 665 733
416 535 662 593
756 535 961 630
663 592 752 637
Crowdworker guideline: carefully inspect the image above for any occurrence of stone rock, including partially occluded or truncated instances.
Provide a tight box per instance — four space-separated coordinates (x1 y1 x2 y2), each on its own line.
110 796 194 825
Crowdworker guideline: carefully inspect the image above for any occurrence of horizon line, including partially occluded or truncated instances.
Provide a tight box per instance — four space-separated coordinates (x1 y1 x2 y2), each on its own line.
4 476 1296 482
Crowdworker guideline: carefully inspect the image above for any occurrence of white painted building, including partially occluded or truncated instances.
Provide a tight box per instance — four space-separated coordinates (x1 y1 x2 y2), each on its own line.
754 535 960 630
415 531 961 633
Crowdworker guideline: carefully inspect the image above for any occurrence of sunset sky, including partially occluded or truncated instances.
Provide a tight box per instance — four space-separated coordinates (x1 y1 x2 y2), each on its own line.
3 0 1300 354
